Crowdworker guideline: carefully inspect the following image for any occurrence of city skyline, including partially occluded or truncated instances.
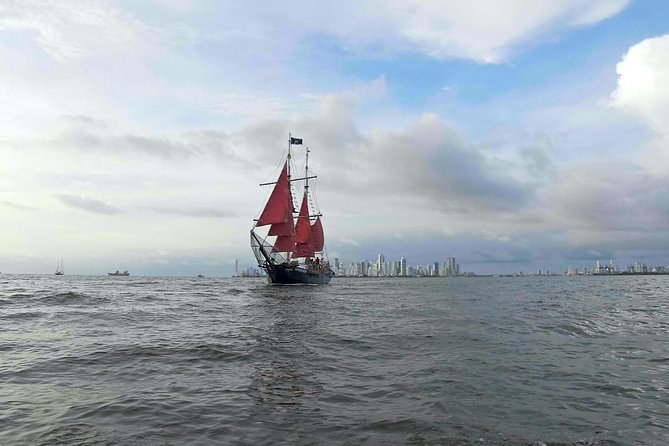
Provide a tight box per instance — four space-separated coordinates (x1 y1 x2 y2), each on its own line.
330 255 462 277
1 2 669 276
329 254 669 278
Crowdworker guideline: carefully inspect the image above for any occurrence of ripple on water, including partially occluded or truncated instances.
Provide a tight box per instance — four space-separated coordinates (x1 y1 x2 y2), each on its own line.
38 291 105 306
0 274 667 446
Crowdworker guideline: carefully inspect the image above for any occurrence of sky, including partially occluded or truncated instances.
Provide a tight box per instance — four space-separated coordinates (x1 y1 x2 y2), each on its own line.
1 0 669 276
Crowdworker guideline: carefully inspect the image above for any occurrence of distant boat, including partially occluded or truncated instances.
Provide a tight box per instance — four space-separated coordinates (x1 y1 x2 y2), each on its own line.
250 134 334 285
108 270 129 276
55 259 64 275
197 274 204 278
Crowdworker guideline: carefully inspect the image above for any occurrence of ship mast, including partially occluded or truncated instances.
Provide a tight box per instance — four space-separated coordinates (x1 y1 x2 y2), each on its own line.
287 133 293 261
305 146 310 192
287 133 292 180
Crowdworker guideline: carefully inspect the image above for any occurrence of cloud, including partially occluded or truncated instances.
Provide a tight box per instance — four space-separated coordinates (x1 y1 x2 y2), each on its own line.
2 200 37 211
55 193 122 215
393 0 630 62
542 161 669 246
146 206 234 218
53 117 249 164
610 34 669 175
0 0 146 61
611 34 669 134
42 0 628 70
225 0 629 63
316 107 531 213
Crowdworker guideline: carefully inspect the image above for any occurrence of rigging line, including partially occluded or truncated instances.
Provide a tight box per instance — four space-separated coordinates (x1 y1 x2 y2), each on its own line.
262 145 289 184
309 177 321 214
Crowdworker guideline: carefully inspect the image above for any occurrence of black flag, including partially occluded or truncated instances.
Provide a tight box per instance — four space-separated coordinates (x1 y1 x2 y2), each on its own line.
290 137 303 145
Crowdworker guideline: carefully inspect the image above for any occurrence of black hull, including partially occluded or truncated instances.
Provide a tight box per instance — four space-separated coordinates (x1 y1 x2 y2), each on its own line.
264 262 333 285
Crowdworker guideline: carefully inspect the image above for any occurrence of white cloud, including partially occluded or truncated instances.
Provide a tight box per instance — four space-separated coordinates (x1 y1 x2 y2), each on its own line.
247 0 629 63
611 34 669 134
610 34 669 175
258 0 628 63
0 0 145 61
394 0 629 62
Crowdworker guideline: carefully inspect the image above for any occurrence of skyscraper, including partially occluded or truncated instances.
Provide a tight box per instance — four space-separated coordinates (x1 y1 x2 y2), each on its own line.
446 257 458 276
377 254 385 277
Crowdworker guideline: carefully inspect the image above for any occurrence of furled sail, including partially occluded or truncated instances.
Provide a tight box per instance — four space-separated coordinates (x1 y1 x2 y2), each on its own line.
293 192 314 257
311 216 324 252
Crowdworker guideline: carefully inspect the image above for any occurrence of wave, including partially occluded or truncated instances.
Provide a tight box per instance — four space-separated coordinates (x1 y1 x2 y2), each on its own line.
38 291 107 306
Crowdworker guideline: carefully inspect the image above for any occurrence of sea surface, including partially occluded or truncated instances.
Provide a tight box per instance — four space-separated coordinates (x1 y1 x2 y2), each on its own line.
0 274 667 446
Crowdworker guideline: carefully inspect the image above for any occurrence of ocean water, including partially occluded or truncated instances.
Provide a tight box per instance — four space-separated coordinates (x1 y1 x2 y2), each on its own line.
0 274 667 446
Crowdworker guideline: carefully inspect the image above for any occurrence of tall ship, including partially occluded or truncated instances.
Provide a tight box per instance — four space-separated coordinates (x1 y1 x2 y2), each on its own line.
251 135 334 284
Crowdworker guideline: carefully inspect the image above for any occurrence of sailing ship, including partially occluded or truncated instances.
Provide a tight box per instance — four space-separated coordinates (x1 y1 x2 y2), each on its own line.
55 259 64 275
250 135 334 284
108 270 129 276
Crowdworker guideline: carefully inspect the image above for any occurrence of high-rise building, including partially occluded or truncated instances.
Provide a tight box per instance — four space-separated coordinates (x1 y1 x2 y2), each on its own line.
446 257 458 276
377 254 385 277
400 257 407 276
608 260 617 273
595 260 602 274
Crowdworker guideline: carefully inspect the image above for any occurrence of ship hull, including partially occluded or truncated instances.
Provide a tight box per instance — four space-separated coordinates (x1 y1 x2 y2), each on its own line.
265 262 333 285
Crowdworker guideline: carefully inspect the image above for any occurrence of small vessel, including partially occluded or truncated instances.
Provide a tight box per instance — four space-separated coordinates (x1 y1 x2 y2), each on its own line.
108 270 129 276
197 274 204 278
55 259 64 275
251 134 334 284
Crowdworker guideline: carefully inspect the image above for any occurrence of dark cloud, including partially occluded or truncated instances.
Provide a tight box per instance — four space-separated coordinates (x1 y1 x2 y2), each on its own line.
237 103 532 216
518 135 556 177
311 109 532 212
56 121 250 166
55 193 122 215
546 162 669 232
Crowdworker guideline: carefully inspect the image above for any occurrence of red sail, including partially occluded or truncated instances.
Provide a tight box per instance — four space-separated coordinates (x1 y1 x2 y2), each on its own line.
311 216 324 252
293 192 314 257
293 240 314 257
272 234 295 252
257 163 292 226
268 220 293 236
268 207 294 236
